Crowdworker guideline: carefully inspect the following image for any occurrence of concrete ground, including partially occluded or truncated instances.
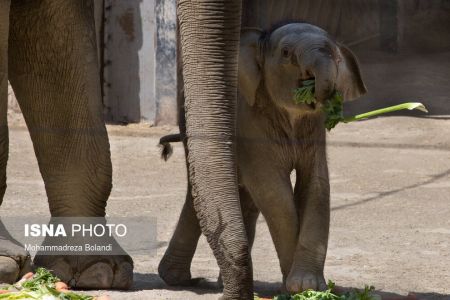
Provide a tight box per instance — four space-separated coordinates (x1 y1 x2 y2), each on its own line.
2 116 450 299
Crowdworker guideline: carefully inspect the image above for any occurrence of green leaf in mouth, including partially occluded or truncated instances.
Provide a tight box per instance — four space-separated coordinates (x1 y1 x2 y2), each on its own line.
294 80 428 131
294 80 316 106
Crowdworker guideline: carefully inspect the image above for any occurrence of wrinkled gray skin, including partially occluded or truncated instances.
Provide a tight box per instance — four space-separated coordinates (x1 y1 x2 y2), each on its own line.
0 0 132 289
1 0 250 297
159 22 366 293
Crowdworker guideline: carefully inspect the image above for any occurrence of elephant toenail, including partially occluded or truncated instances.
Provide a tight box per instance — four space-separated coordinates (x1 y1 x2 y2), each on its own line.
69 278 77 287
77 263 113 289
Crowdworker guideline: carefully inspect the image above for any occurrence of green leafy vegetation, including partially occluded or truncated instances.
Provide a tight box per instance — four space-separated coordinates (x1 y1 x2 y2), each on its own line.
0 268 95 300
254 281 381 300
20 268 60 291
294 80 428 131
293 80 316 106
321 91 344 131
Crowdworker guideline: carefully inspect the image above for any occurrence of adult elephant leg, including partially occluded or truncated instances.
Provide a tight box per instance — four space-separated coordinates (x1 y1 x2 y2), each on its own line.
0 0 8 208
178 1 253 299
0 0 32 284
8 0 132 289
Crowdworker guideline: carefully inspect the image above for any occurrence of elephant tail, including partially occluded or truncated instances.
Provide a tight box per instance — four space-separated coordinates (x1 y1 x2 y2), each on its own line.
159 133 183 161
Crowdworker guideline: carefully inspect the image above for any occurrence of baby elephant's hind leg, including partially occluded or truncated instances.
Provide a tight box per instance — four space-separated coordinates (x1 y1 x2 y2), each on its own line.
240 188 260 251
158 184 203 286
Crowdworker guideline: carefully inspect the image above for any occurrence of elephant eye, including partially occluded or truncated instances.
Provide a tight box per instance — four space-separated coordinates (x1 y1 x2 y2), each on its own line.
281 47 290 58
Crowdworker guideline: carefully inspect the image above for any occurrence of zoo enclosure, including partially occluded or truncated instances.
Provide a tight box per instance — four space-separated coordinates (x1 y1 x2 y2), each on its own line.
7 0 450 124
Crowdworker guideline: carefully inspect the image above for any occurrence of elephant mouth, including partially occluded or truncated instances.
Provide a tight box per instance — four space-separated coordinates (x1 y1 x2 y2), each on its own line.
298 75 315 85
297 77 316 110
307 101 316 110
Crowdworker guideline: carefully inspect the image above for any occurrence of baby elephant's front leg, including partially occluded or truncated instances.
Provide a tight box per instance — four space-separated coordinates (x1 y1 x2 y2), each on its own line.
286 151 330 293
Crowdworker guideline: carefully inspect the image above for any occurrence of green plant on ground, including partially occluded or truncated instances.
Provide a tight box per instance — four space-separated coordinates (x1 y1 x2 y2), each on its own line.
0 268 95 300
254 280 381 300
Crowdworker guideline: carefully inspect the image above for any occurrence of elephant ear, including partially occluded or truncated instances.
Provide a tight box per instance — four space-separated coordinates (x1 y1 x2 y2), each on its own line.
239 28 264 106
336 44 367 101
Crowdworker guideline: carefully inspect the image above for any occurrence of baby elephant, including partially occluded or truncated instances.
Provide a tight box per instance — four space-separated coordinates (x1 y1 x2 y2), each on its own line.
158 22 366 293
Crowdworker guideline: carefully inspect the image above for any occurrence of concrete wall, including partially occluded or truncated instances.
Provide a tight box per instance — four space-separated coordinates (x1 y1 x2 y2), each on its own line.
102 0 155 124
101 0 177 125
7 83 20 114
154 0 177 125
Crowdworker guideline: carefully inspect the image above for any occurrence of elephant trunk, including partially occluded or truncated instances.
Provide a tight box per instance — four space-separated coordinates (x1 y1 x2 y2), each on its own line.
177 1 253 299
311 56 338 103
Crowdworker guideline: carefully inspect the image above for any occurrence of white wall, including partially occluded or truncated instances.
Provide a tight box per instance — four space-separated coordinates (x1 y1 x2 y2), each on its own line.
101 0 178 125
7 83 20 114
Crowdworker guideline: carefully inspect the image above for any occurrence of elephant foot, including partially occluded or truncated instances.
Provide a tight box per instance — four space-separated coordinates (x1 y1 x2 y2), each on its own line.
33 254 133 289
0 240 33 284
285 269 327 293
158 251 202 286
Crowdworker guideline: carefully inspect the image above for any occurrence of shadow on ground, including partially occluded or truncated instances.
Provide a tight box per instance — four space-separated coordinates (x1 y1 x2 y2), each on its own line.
131 273 218 295
331 167 450 212
128 273 450 300
331 286 450 300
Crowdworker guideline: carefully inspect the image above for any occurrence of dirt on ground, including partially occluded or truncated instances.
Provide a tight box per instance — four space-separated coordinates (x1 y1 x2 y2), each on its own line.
2 114 450 299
